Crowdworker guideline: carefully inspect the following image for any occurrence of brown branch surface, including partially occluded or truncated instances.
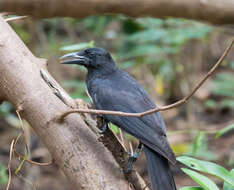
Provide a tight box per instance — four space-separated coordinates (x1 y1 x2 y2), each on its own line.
59 39 234 119
0 16 131 190
1 0 234 25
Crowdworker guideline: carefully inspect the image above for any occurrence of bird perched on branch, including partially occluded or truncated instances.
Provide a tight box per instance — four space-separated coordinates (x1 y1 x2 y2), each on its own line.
60 47 177 190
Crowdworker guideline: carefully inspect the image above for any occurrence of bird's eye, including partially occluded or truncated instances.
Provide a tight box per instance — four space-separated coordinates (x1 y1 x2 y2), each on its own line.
161 132 166 137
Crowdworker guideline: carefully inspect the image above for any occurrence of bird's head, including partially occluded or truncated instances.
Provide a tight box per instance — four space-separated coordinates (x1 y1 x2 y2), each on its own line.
60 47 117 74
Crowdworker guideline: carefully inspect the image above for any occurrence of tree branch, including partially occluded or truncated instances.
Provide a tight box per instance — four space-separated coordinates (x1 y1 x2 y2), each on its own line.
1 0 234 25
0 16 132 190
58 39 234 119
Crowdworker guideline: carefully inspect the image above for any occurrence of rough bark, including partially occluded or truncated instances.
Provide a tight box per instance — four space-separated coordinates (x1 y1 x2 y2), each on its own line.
1 0 234 25
0 16 131 190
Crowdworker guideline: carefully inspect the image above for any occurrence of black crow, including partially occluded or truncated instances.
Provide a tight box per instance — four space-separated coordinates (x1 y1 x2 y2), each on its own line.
60 47 177 190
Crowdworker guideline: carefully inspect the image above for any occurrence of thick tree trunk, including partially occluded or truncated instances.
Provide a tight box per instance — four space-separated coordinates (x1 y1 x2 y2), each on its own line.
0 16 131 190
1 0 234 25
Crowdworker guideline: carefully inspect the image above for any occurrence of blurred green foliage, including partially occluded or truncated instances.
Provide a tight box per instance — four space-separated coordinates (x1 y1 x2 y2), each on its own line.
206 62 234 110
212 72 234 108
212 73 234 99
60 41 94 51
0 162 8 185
216 124 234 139
180 187 204 190
0 102 19 127
61 80 90 102
188 131 216 160
0 102 12 117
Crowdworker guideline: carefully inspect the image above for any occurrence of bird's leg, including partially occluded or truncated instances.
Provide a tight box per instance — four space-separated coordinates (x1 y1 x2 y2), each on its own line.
99 116 109 134
124 142 143 173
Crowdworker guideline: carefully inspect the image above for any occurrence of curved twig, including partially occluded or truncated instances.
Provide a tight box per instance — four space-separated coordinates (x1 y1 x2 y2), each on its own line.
6 140 15 190
14 150 54 166
13 133 54 166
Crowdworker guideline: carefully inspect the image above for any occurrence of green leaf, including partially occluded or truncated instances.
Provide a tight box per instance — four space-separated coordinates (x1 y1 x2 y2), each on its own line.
62 80 86 89
187 132 216 160
177 156 234 187
60 41 94 51
220 100 234 109
0 162 8 185
229 61 234 70
119 61 137 69
109 123 118 134
181 168 219 190
192 131 205 155
127 29 168 43
224 183 234 190
0 101 13 116
136 18 164 28
223 169 234 190
216 124 234 138
205 99 217 109
180 186 204 190
15 151 28 174
120 45 163 59
211 73 234 98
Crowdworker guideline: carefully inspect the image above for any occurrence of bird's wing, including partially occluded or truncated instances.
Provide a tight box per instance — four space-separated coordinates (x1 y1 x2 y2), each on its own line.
91 73 176 164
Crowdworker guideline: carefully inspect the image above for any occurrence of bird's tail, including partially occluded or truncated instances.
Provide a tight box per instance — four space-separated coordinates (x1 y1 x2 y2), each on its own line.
144 145 177 190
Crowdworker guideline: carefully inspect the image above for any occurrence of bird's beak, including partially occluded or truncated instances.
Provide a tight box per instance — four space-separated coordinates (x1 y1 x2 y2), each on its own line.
60 52 89 66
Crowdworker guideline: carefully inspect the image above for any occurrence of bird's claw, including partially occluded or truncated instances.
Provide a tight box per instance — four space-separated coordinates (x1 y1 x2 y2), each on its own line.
124 152 139 173
99 124 108 134
99 117 109 134
124 142 143 173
